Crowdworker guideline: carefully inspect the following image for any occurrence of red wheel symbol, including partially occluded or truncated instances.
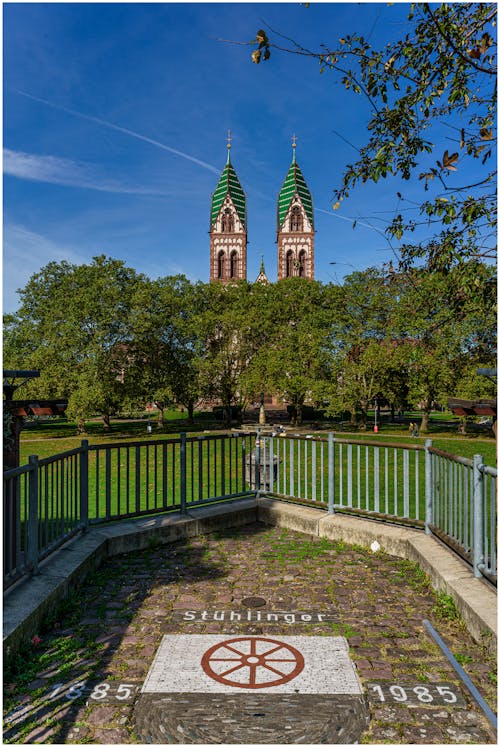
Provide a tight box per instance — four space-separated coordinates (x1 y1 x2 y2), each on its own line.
201 637 304 689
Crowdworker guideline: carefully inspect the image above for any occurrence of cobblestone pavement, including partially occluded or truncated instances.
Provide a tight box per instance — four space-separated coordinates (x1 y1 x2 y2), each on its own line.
3 523 497 744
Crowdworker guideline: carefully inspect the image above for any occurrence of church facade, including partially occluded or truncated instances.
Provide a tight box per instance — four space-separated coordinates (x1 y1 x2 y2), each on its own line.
210 137 314 283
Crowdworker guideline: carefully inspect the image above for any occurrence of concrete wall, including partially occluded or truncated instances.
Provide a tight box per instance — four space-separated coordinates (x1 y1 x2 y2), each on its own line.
3 497 497 666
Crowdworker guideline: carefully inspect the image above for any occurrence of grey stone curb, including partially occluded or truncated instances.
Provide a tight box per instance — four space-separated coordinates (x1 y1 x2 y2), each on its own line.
3 496 497 666
258 497 497 654
3 498 259 664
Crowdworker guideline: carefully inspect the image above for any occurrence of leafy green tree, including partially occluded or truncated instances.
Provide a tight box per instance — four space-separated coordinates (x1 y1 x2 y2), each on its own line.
127 275 201 426
256 279 338 424
323 268 401 426
392 264 496 432
4 256 141 432
195 281 262 425
249 3 496 277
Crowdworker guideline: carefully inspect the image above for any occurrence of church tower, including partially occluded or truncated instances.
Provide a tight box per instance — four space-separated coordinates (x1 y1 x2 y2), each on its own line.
277 138 314 280
209 132 247 283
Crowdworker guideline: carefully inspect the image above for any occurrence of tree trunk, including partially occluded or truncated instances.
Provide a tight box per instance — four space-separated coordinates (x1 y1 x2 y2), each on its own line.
187 402 194 424
359 401 368 430
157 406 165 429
296 402 303 425
420 409 430 433
102 413 110 430
77 417 86 435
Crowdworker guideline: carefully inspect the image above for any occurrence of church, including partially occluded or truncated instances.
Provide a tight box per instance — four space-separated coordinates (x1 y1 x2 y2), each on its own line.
209 135 315 283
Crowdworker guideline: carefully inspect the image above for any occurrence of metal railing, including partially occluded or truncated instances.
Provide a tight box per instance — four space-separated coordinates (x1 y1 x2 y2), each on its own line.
257 433 496 584
3 430 496 590
3 432 256 589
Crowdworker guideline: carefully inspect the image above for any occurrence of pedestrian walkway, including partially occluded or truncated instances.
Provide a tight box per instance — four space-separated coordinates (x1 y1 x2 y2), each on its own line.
3 520 496 744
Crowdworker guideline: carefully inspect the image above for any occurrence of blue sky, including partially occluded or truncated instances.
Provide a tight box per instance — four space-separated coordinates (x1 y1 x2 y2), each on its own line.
3 1 482 312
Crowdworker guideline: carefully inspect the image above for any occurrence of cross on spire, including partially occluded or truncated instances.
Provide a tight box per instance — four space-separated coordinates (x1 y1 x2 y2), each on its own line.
226 129 232 163
292 133 297 162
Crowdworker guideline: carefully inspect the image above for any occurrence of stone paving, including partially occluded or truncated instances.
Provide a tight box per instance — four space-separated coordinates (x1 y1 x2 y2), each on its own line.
3 523 497 744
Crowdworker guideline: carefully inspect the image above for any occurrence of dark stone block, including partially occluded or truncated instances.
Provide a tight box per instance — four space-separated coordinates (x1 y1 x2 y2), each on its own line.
134 692 370 744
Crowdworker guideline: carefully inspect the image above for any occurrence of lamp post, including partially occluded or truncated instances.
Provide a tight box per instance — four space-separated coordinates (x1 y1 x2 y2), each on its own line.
374 397 379 433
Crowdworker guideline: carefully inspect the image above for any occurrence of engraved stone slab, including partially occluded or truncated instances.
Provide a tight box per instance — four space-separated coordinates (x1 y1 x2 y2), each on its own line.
142 635 362 694
135 635 369 742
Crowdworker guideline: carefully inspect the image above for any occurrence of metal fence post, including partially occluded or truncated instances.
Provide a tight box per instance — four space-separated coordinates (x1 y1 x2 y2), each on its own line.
180 432 187 514
328 432 335 514
255 428 261 495
472 454 484 579
80 439 89 530
424 439 433 535
27 455 39 575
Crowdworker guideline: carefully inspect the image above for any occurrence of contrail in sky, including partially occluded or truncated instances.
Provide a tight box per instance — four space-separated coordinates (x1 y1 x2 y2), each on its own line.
15 89 220 175
315 206 379 232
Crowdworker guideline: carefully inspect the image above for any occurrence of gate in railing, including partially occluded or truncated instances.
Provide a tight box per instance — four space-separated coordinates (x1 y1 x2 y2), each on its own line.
3 431 496 590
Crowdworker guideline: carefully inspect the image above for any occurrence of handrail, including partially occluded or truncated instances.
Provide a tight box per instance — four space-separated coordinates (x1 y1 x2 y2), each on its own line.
3 430 496 590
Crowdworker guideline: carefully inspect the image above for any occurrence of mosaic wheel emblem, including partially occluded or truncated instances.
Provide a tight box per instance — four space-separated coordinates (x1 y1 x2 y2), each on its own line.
201 636 305 689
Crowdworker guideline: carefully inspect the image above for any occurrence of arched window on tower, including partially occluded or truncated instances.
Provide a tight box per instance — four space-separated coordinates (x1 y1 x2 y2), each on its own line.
298 250 307 277
221 208 234 233
217 250 226 279
286 250 294 278
230 250 238 278
290 206 303 232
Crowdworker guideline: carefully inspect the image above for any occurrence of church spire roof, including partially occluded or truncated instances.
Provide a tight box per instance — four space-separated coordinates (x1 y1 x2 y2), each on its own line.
210 132 246 229
277 137 314 229
255 255 270 284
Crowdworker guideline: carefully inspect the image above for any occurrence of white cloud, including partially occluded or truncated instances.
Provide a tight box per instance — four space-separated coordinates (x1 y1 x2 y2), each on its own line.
3 223 89 312
3 148 175 196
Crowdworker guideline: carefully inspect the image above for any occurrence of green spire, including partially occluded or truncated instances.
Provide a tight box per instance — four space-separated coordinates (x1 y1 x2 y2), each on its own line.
210 132 246 229
277 141 313 229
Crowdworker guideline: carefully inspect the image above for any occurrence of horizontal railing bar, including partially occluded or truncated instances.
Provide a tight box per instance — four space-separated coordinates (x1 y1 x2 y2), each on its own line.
429 448 473 467
3 464 33 479
38 447 83 467
89 438 181 451
479 464 497 477
334 437 424 452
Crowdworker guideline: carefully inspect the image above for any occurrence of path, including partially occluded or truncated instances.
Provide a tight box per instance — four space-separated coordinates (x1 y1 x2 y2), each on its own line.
3 524 496 744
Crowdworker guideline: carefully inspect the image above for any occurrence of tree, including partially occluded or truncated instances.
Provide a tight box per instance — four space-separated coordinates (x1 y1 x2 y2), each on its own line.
4 256 141 432
323 268 403 426
195 281 263 425
256 279 338 424
389 264 496 432
127 276 201 427
249 4 497 277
